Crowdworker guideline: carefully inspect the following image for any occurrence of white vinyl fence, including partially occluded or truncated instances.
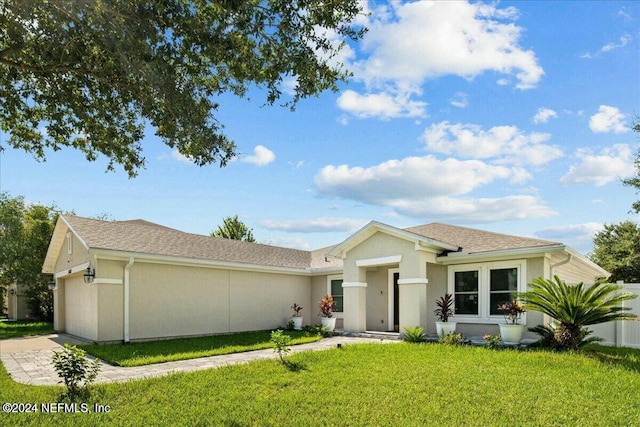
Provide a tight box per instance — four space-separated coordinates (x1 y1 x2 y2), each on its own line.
589 283 640 348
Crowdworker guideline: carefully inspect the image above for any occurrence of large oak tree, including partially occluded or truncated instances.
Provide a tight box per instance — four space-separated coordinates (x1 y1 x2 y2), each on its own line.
0 0 365 176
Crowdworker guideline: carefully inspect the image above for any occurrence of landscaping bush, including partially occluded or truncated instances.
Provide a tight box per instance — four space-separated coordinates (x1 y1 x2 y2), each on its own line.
403 326 426 343
51 344 101 399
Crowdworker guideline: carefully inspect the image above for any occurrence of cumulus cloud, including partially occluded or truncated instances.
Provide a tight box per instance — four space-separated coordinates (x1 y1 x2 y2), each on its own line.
171 150 194 164
337 1 543 120
336 89 427 120
313 156 554 222
241 145 275 166
560 144 635 186
533 108 558 124
259 217 369 233
589 105 629 133
421 121 562 166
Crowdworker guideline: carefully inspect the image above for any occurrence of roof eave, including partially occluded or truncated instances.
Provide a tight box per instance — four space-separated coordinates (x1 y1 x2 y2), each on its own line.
436 244 567 264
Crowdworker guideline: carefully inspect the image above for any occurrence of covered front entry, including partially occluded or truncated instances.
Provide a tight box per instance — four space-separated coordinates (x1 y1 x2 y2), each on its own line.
329 222 458 334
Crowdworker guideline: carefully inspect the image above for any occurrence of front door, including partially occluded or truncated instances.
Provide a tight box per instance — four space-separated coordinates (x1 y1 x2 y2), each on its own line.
388 269 400 332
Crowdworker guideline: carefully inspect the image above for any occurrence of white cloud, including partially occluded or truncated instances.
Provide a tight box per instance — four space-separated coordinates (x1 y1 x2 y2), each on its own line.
259 217 369 233
171 150 193 164
421 121 562 166
337 1 543 120
601 34 632 52
589 105 629 133
533 108 558 124
560 144 635 186
336 89 427 120
314 155 554 222
241 145 275 166
354 1 543 89
450 92 469 108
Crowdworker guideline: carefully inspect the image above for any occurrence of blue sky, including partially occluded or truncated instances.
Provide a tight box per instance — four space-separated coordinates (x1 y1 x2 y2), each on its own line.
1 1 639 255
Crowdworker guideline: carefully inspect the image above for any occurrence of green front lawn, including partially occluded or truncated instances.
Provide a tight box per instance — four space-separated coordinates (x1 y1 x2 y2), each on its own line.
0 320 54 339
79 330 322 366
1 343 639 426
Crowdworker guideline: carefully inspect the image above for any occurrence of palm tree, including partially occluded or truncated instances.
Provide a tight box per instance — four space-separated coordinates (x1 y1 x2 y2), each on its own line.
521 276 637 351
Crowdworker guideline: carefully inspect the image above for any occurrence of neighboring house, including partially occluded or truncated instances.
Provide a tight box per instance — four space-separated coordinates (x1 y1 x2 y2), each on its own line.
42 215 607 343
5 283 31 320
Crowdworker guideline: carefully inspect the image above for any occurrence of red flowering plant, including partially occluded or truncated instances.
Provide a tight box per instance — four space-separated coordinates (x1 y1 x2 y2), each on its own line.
497 299 526 324
318 294 336 318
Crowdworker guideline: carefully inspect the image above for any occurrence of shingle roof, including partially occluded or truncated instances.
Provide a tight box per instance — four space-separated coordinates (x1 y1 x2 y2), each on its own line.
403 223 560 254
60 216 562 272
64 215 312 270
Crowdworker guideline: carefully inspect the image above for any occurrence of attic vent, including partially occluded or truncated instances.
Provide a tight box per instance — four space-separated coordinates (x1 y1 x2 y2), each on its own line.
66 232 73 255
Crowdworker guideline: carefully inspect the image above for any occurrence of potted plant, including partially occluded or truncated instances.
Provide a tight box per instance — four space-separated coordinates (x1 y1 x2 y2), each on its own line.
318 294 337 332
497 299 526 344
434 293 457 337
290 303 303 330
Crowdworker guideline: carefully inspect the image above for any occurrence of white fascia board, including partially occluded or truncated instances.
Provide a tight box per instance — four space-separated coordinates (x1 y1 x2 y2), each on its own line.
54 261 90 279
436 245 566 264
91 249 312 276
564 246 609 277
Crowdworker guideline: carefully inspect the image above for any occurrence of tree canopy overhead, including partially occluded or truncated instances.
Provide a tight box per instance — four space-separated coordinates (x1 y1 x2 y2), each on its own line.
211 215 255 242
0 0 365 176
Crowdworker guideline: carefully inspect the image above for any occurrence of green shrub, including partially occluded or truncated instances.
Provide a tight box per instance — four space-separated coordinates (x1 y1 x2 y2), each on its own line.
439 332 463 346
403 326 426 343
483 334 501 349
51 344 101 398
303 324 331 337
529 324 603 351
270 330 292 364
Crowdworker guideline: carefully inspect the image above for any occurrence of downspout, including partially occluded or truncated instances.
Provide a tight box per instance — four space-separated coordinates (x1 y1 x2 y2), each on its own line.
124 257 134 343
549 252 572 278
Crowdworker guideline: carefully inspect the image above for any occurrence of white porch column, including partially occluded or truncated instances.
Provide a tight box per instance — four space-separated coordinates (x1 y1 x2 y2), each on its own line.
342 281 367 332
398 278 428 332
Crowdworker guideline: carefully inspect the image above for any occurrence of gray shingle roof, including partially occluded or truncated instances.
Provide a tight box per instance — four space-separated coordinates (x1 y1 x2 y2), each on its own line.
403 223 560 254
64 215 312 270
62 216 561 271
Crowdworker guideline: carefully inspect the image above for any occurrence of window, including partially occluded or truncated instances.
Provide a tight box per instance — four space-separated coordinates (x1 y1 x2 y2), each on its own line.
489 268 518 315
454 271 478 315
448 261 526 323
327 275 344 313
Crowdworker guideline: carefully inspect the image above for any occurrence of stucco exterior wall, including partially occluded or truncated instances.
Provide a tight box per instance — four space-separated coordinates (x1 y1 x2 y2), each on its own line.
54 232 91 274
426 263 447 335
343 232 415 280
228 270 310 333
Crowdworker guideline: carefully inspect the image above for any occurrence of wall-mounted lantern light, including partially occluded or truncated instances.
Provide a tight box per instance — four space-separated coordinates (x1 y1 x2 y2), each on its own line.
83 266 95 284
48 277 56 290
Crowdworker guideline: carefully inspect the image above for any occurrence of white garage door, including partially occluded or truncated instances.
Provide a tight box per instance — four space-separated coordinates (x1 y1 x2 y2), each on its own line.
64 275 96 340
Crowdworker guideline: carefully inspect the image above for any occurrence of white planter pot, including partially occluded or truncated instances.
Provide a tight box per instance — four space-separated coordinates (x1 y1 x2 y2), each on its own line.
290 316 303 331
499 324 525 345
321 317 336 332
436 321 457 337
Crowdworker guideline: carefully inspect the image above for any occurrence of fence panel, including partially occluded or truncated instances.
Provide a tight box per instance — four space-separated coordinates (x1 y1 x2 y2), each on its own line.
621 284 640 349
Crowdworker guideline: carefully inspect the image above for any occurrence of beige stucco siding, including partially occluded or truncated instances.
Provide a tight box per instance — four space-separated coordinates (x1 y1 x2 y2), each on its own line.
228 270 310 333
129 263 231 340
54 232 91 274
64 274 98 340
343 232 415 280
96 282 124 342
426 263 447 335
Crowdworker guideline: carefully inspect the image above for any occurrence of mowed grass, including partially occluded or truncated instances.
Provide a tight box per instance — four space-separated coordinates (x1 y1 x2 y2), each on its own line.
79 330 322 366
0 320 54 339
2 343 640 426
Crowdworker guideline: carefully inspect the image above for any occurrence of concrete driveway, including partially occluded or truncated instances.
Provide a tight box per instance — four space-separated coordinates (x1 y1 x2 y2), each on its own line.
0 333 89 353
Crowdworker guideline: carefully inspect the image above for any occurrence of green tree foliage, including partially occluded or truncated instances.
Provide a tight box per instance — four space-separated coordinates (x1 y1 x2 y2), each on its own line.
0 0 365 177
0 193 58 320
622 118 640 212
522 276 637 351
52 344 101 399
211 215 255 242
590 221 640 283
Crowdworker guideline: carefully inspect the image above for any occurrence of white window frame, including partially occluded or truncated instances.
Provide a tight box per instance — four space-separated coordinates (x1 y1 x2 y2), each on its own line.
447 260 527 324
327 274 344 319
66 232 73 255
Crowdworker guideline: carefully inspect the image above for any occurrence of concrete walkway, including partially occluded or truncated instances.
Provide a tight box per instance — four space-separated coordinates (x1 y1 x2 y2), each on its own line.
0 334 399 386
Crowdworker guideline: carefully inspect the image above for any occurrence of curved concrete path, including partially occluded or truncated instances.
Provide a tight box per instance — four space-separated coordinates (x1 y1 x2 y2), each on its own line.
1 334 399 386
